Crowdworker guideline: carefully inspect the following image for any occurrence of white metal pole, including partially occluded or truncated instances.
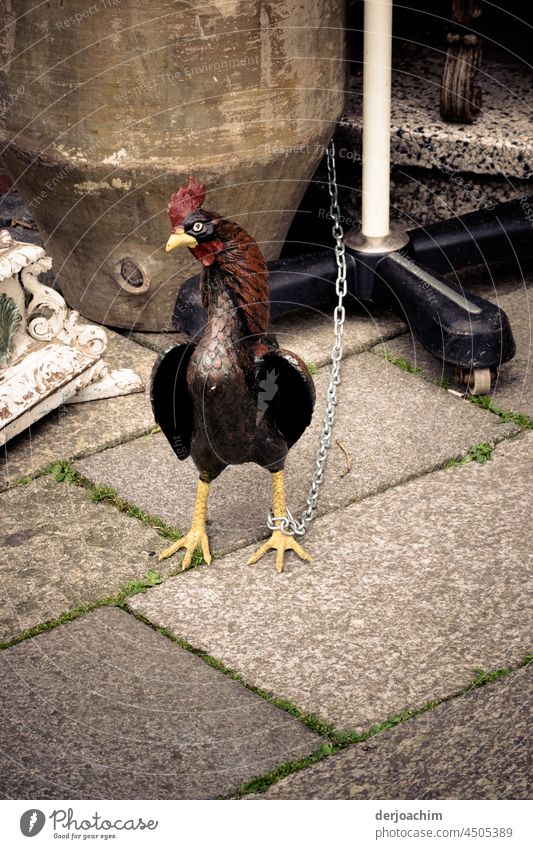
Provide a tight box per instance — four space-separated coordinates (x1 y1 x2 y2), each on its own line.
361 0 393 239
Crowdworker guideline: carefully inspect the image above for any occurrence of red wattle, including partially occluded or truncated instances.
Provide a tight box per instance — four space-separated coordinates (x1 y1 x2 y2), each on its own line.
190 240 223 267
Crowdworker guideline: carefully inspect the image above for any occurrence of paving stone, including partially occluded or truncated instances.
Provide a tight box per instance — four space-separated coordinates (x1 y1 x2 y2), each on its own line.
0 607 321 799
342 49 532 180
75 351 518 556
256 666 533 799
376 283 533 418
130 434 533 732
0 476 165 643
1 328 157 491
129 304 404 367
271 305 404 368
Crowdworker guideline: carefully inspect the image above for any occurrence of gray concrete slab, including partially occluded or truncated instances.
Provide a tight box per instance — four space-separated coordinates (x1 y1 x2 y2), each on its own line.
130 433 533 732
375 283 533 418
256 666 533 799
271 305 404 369
0 607 321 799
76 430 267 555
75 351 518 557
1 328 157 491
0 477 165 643
129 306 404 368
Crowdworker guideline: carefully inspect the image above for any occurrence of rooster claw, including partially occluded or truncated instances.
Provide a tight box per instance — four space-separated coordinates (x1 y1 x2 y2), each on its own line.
159 529 212 570
247 529 311 573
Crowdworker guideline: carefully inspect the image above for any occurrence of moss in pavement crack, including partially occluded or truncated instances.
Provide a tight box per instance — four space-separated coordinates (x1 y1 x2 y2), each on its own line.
0 570 169 650
444 441 494 467
383 351 423 376
226 653 532 798
45 460 184 542
123 606 336 739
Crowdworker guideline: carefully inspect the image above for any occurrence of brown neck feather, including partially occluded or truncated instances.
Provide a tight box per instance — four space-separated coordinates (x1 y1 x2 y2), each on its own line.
202 217 270 338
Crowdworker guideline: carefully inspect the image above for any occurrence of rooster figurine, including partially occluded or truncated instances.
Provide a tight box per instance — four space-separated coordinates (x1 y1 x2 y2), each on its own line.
151 176 315 573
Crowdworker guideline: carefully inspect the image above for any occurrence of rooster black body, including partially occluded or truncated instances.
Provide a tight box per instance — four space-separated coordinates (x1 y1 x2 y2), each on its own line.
151 177 315 572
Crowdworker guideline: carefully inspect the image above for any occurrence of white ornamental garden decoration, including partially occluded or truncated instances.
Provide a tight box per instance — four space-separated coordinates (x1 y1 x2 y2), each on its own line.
0 229 143 447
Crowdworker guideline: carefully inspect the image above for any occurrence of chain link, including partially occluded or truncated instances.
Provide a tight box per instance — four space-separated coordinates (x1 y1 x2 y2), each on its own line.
268 140 347 536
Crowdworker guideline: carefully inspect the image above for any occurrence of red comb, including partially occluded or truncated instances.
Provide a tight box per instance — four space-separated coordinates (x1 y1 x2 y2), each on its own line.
167 175 206 230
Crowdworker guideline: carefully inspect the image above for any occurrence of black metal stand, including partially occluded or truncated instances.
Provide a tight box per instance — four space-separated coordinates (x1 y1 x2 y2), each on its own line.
173 195 533 393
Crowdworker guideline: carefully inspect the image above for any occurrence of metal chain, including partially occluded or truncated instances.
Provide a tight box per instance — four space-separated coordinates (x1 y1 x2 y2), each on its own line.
268 140 347 536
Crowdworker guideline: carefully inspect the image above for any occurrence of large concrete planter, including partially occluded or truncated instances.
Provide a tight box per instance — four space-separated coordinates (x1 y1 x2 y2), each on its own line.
0 0 346 330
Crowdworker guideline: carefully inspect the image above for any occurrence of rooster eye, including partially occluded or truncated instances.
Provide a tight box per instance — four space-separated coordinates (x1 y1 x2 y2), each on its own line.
192 221 204 233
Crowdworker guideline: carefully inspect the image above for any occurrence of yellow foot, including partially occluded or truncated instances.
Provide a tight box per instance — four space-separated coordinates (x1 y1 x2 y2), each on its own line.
247 529 311 573
159 528 212 570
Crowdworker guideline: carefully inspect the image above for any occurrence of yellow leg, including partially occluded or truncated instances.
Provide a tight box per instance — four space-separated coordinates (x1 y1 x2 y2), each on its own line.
159 479 212 570
247 471 311 573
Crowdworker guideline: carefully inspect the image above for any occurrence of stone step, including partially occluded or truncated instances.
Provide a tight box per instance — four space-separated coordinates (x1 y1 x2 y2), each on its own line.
255 665 533 799
129 432 533 732
0 607 321 799
340 47 532 180
334 47 533 224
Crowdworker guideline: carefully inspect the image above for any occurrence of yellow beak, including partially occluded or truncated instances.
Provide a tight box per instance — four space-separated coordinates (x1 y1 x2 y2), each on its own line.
165 228 198 252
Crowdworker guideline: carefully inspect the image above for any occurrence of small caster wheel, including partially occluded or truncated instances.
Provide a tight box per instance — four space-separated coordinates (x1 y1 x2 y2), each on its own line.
457 367 493 396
